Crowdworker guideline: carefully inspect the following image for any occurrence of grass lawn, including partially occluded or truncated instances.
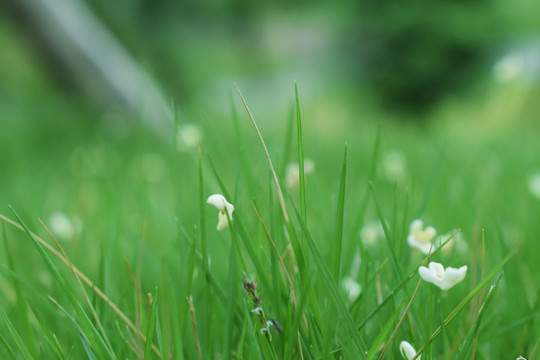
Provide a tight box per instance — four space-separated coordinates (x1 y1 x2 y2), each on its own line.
1 14 540 360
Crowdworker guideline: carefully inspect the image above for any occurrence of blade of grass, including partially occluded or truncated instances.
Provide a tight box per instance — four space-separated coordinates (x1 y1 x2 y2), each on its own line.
370 183 403 280
235 84 289 224
187 296 203 360
144 289 159 360
470 230 486 359
222 241 238 359
295 82 307 223
198 143 211 358
454 278 500 359
332 145 347 282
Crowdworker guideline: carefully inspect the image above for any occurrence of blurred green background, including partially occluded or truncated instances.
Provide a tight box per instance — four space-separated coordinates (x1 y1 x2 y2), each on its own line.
1 0 540 357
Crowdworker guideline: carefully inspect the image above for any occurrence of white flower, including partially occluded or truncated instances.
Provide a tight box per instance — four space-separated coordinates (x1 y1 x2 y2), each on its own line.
48 212 83 241
380 149 408 183
399 341 420 360
341 276 362 302
176 123 202 151
251 307 263 315
528 172 540 199
260 321 273 335
207 194 234 231
493 53 523 83
407 219 436 254
419 262 467 291
516 356 527 360
360 221 385 246
285 159 315 190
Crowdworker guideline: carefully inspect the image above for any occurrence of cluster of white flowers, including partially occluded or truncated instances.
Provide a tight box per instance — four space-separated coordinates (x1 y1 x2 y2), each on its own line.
406 219 468 291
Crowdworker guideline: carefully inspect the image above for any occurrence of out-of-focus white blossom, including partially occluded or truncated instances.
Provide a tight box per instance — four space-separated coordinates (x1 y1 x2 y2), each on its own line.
493 53 524 83
419 262 467 291
48 212 82 241
407 219 436 254
360 220 385 246
380 149 408 183
528 172 540 199
176 123 202 151
285 159 315 190
207 194 234 231
399 341 420 360
341 276 362 302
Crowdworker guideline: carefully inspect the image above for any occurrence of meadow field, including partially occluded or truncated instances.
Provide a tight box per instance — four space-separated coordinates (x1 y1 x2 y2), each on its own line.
1 1 540 359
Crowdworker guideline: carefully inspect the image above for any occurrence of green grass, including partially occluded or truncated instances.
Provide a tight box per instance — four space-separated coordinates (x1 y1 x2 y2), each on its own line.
1 35 540 358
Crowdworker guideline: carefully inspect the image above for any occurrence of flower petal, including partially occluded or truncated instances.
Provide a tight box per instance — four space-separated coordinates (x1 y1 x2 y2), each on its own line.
207 194 228 211
440 266 467 290
419 265 440 285
399 341 420 360
217 211 230 231
428 262 445 277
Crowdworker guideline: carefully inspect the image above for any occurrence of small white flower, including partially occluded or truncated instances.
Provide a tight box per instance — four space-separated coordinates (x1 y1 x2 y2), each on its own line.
528 172 540 199
207 194 234 231
419 262 467 291
251 307 263 315
493 53 523 83
260 321 273 335
48 212 83 241
407 219 436 254
399 341 420 360
176 123 202 151
433 232 454 255
342 276 362 302
380 149 408 183
516 356 527 360
360 221 385 246
285 159 315 190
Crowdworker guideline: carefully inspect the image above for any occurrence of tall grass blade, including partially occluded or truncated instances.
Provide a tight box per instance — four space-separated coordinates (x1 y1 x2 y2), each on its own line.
222 242 238 359
198 144 211 358
144 290 159 360
295 82 307 222
332 145 347 282
454 277 500 359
